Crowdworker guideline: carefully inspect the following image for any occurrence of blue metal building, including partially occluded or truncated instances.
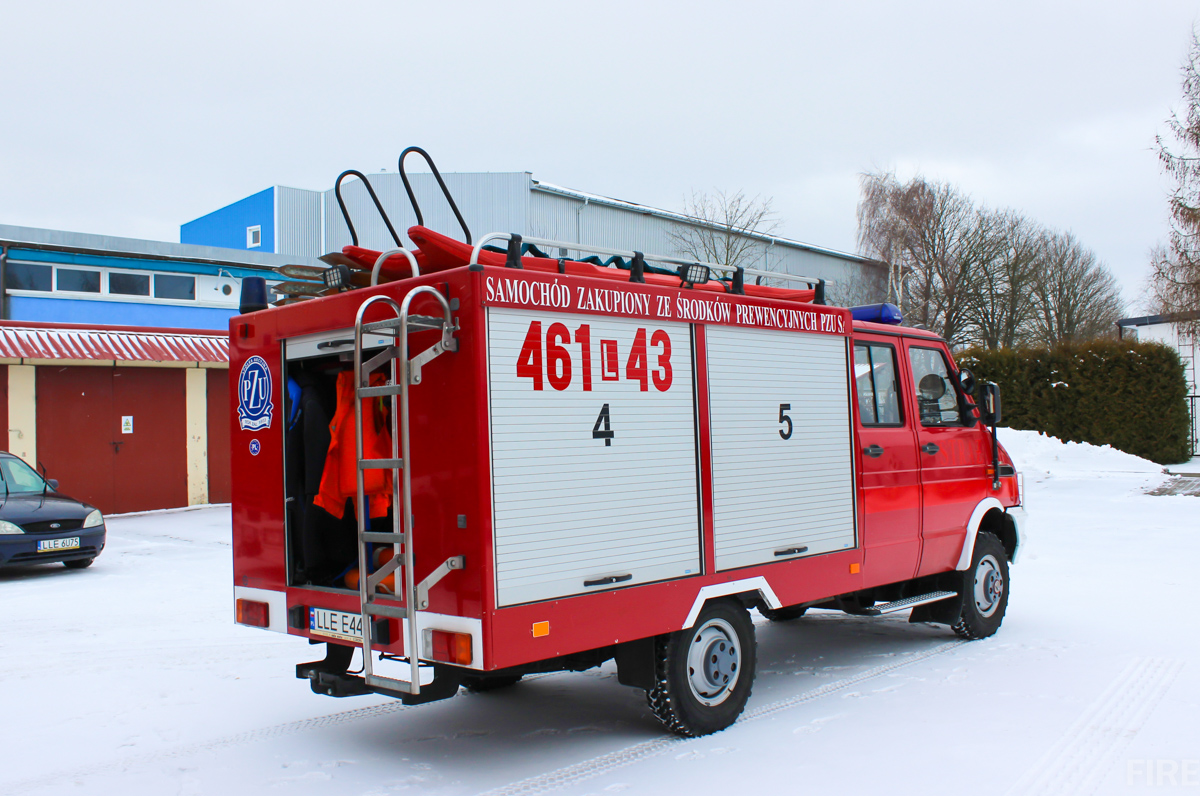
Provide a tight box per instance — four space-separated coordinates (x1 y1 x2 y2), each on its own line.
0 225 317 330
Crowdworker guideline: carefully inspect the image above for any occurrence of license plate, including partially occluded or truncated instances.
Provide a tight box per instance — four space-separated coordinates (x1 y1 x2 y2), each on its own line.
37 537 80 552
309 608 363 642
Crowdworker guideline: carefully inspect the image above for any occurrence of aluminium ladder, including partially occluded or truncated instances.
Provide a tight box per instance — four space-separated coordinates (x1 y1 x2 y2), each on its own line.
352 287 461 696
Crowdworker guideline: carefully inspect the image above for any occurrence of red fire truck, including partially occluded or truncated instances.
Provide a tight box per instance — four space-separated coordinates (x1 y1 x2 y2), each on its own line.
230 154 1025 737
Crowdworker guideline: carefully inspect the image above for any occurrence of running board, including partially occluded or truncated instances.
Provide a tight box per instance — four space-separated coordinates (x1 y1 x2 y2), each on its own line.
862 591 957 616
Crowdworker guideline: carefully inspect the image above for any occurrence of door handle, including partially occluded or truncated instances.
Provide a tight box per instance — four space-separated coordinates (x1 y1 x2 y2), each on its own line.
863 444 884 458
922 443 939 455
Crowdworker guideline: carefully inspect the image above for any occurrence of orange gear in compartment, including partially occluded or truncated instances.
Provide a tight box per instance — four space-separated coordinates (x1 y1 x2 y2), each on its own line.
314 370 394 520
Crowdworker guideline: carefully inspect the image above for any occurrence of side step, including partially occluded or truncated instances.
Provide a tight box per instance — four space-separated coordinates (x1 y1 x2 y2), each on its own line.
861 591 957 617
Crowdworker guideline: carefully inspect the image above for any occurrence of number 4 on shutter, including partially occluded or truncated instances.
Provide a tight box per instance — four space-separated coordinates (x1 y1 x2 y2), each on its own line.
592 404 614 446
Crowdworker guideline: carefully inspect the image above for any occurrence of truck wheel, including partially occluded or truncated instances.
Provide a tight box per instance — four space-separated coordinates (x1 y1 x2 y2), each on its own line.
760 604 807 622
952 531 1009 640
461 674 522 692
647 600 756 736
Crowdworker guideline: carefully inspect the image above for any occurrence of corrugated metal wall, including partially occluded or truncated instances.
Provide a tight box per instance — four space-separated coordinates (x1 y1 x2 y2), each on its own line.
531 187 885 298
321 172 531 253
275 186 323 258
273 171 883 298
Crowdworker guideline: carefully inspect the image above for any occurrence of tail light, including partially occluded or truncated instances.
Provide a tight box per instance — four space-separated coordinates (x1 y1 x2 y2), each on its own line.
236 598 270 628
425 629 472 665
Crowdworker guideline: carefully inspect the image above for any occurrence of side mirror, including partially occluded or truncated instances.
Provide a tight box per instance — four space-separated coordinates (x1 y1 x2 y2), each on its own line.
981 382 1002 426
47 479 59 491
958 368 977 396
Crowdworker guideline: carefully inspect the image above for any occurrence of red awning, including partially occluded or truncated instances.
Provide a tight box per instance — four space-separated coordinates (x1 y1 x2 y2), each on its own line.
0 321 228 363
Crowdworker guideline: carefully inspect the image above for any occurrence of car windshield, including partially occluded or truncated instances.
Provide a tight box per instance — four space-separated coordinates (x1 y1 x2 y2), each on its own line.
0 457 46 493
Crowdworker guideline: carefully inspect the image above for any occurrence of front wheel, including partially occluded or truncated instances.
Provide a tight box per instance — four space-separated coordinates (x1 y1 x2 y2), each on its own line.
952 531 1009 640
63 557 94 570
647 600 756 736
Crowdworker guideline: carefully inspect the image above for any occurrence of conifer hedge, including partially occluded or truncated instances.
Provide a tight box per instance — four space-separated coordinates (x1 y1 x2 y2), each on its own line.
957 341 1192 465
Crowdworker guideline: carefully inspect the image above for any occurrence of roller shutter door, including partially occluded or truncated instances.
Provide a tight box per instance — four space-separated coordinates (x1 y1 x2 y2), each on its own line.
705 326 856 571
488 308 701 606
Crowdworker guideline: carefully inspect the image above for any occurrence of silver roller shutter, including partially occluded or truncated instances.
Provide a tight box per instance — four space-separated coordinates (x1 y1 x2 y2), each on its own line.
488 308 701 606
705 326 857 571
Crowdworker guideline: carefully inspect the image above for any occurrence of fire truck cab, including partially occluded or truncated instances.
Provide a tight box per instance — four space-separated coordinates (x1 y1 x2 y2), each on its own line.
229 167 1024 737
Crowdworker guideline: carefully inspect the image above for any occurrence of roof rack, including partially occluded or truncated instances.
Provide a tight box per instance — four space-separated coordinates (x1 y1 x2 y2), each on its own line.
468 232 832 291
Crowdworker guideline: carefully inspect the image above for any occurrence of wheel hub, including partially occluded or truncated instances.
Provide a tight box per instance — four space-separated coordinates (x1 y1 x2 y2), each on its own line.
973 554 1004 618
686 618 741 706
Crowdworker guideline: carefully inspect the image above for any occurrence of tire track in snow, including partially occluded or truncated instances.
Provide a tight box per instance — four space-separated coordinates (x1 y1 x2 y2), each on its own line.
1004 657 1184 796
5 673 562 795
477 640 965 796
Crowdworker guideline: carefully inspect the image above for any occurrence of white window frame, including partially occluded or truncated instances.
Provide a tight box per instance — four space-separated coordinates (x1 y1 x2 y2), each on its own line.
247 225 262 249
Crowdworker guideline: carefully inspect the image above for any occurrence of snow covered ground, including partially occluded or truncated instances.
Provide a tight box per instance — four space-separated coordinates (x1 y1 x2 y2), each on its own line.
2 430 1197 795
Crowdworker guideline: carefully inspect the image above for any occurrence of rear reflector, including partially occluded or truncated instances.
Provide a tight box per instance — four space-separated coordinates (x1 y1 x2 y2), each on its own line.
427 629 472 665
236 598 270 628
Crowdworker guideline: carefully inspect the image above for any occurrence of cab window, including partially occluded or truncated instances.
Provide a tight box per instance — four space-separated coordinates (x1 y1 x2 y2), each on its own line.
909 347 962 427
854 343 902 426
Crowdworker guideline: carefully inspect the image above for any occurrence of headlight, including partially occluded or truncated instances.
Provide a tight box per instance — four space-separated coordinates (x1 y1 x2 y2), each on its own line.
83 510 104 528
0 520 24 535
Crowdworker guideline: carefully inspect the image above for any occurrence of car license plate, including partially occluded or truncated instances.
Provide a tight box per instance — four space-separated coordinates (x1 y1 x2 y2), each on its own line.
37 537 80 552
309 607 363 642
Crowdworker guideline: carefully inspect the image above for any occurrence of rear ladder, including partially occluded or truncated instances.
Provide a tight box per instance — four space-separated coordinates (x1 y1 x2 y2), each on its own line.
352 287 460 696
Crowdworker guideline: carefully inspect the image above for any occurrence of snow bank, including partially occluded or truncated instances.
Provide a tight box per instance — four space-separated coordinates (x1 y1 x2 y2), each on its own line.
997 428 1162 476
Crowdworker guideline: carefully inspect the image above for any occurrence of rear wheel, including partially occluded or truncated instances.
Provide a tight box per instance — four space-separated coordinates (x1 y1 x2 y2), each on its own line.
952 531 1009 640
647 600 756 736
63 558 94 570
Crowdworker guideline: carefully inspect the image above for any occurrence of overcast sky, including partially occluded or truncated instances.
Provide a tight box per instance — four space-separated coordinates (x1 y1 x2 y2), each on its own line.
3 1 1197 309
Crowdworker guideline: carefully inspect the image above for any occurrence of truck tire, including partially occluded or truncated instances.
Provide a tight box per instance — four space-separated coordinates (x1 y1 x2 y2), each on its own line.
952 531 1009 640
647 600 756 736
760 604 807 622
461 674 522 692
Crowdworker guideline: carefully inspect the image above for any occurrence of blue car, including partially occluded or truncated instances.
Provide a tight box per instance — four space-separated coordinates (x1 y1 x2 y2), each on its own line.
0 453 105 569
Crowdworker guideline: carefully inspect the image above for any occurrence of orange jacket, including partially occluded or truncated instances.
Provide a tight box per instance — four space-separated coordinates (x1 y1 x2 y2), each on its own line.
314 370 394 520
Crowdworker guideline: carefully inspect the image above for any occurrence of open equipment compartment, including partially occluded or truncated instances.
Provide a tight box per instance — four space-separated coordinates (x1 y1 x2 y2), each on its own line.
281 326 396 590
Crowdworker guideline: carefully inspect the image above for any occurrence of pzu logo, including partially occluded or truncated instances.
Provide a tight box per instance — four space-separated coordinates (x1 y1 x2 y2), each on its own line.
238 356 274 431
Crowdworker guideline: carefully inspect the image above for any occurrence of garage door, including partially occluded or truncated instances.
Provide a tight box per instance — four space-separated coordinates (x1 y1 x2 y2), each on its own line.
705 326 857 571
488 308 701 606
37 366 187 514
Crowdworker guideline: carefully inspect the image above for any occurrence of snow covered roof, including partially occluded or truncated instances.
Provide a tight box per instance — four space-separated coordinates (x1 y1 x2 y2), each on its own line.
0 321 228 363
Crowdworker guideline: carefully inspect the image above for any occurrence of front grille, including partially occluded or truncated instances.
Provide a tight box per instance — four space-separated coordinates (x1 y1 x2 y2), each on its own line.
21 519 85 534
9 545 97 562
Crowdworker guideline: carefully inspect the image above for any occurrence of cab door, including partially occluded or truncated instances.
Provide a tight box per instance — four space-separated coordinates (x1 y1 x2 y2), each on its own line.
904 343 990 576
853 337 921 586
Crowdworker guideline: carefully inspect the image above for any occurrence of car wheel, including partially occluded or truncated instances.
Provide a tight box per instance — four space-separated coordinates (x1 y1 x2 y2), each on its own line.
647 599 756 736
952 531 1009 640
63 557 94 570
760 604 807 622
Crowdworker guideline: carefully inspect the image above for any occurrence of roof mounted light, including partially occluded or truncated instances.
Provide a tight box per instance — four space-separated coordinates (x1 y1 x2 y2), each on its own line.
850 303 903 325
322 264 352 292
678 263 710 287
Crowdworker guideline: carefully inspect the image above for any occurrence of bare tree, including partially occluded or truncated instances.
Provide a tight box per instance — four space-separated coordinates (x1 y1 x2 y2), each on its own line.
857 172 994 343
964 211 1042 349
667 189 782 270
858 170 1124 348
1031 231 1125 345
1149 30 1200 332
